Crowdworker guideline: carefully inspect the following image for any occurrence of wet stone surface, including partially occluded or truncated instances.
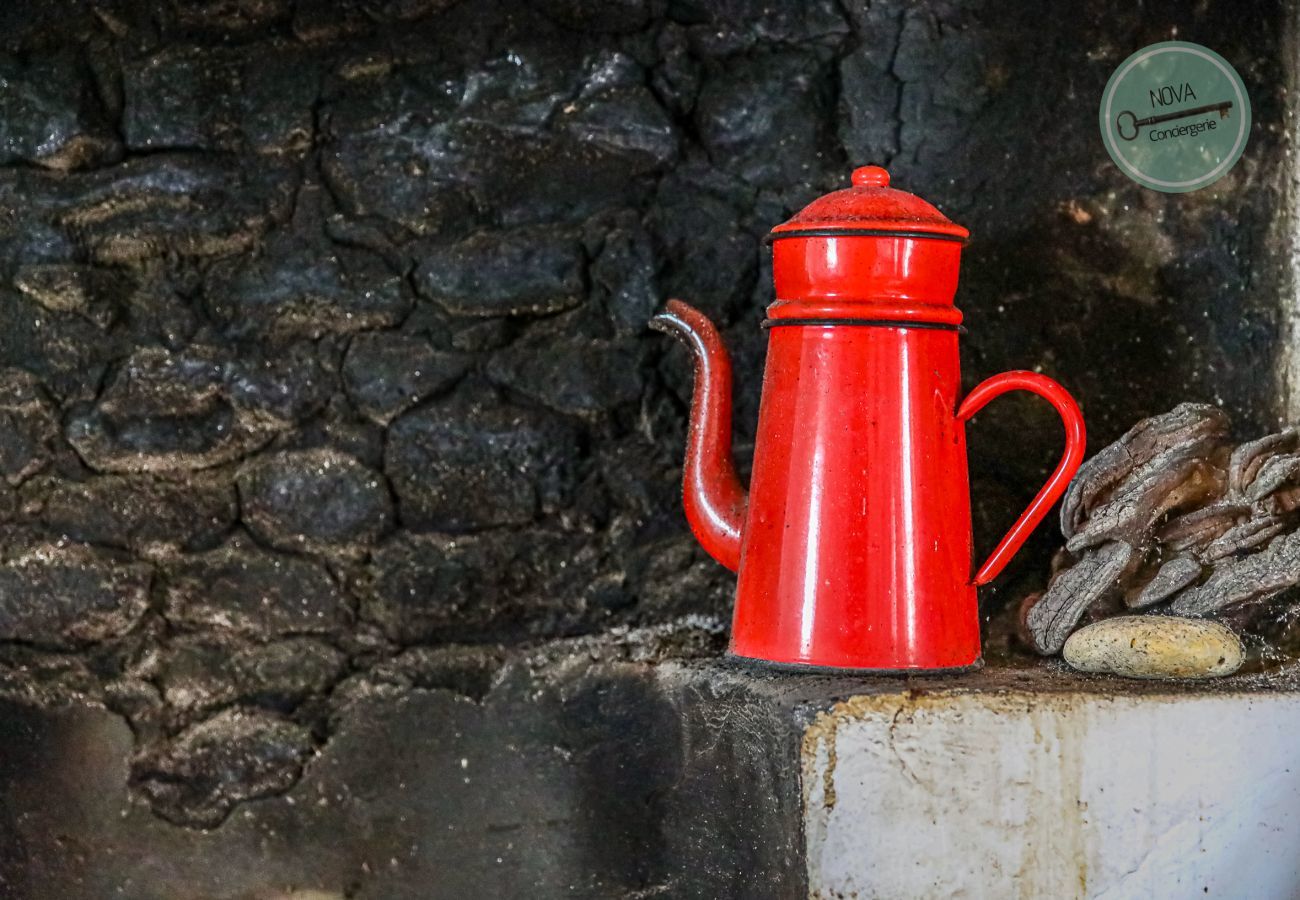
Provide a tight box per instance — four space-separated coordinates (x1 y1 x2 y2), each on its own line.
0 0 1287 868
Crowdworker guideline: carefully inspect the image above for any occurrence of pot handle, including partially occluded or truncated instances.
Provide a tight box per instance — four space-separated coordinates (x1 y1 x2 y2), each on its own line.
957 371 1086 586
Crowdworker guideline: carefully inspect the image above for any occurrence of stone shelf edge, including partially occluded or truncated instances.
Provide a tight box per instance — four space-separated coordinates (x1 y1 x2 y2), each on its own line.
4 634 1300 898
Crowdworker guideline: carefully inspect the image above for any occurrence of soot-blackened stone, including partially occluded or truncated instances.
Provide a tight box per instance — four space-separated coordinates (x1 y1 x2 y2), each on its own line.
413 227 586 318
366 644 506 699
342 331 469 425
148 635 347 721
0 543 151 648
34 472 238 553
237 448 393 551
0 155 296 265
0 369 60 486
230 638 348 709
589 214 660 336
0 49 121 171
293 0 459 41
65 346 251 473
121 45 317 156
384 386 578 531
323 44 673 233
13 264 122 328
0 290 127 404
528 0 662 33
206 225 409 340
320 134 477 239
675 0 850 53
694 50 836 189
321 66 477 237
646 169 758 324
558 75 680 171
165 0 293 36
360 528 600 644
148 636 240 718
486 335 647 417
224 342 334 427
131 707 315 829
68 343 334 473
163 536 349 636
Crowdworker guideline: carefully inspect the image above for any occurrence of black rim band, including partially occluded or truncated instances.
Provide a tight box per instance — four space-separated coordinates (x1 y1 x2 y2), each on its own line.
762 318 965 332
765 228 967 245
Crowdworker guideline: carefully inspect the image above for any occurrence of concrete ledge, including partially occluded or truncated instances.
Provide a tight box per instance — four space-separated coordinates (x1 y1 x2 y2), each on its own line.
800 668 1300 899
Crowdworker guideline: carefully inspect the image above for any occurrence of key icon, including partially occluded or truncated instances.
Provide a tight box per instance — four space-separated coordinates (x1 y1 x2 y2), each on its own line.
1116 101 1232 141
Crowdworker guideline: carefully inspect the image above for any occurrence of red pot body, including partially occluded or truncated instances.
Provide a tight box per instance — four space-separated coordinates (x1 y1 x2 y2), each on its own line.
732 319 980 669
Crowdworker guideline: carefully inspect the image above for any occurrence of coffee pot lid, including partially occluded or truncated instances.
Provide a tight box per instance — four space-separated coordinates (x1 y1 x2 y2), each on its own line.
768 166 969 242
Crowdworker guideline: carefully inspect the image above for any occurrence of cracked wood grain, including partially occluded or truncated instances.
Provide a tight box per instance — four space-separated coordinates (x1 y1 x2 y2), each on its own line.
1059 404 1229 541
1024 541 1134 655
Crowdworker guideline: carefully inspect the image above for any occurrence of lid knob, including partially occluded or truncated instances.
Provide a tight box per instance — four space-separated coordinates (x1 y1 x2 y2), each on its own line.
851 165 890 188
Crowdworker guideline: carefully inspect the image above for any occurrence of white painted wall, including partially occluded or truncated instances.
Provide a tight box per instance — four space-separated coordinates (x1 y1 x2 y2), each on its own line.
803 690 1300 899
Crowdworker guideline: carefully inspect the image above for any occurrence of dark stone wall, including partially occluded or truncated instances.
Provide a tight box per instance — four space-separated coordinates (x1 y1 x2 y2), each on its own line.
0 633 810 900
0 0 1292 884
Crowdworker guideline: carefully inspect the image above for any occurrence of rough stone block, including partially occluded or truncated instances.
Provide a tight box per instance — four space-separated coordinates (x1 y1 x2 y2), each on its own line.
13 264 122 328
0 370 60 487
0 49 121 170
359 528 602 644
163 537 350 636
0 290 128 403
694 51 834 188
412 227 586 318
384 387 578 530
528 0 662 33
237 448 393 551
131 707 316 829
342 331 468 425
0 543 151 648
0 155 296 264
205 184 410 339
33 472 238 553
233 345 336 427
164 0 293 36
148 634 347 720
66 346 256 473
487 335 647 417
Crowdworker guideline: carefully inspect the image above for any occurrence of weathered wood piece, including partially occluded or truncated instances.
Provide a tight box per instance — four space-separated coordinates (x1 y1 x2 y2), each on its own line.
1228 428 1298 494
1156 502 1247 554
1170 531 1300 616
1024 541 1134 655
1128 556 1202 609
1025 405 1300 656
1059 403 1229 543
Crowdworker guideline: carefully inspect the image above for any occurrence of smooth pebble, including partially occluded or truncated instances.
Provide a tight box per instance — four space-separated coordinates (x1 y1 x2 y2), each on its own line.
1062 615 1243 679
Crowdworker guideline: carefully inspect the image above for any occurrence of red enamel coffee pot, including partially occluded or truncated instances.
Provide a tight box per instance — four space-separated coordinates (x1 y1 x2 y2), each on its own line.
652 166 1086 672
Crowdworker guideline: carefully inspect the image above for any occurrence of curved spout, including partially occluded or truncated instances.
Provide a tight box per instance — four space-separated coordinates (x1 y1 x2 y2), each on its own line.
650 300 747 572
